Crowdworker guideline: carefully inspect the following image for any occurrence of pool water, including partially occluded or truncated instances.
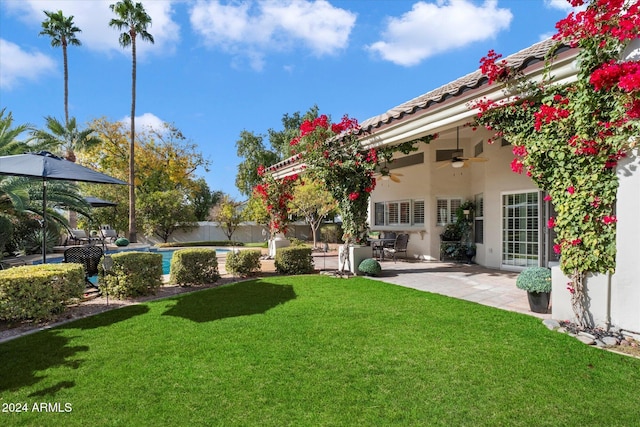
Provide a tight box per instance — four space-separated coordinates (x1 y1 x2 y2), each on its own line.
159 249 228 275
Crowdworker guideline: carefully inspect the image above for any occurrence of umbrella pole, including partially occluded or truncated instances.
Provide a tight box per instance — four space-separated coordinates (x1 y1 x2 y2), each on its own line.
42 179 47 264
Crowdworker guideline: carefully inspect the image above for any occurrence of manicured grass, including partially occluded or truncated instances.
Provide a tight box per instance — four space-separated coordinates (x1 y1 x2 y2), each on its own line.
1 276 639 426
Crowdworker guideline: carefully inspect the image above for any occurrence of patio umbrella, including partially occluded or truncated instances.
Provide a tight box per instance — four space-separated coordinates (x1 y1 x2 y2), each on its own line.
0 151 127 262
84 196 117 208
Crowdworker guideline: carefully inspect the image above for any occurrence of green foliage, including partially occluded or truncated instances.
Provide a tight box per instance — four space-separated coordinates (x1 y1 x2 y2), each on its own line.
0 263 84 321
320 223 343 243
169 248 220 286
225 250 262 276
235 130 281 197
20 226 59 256
0 215 13 258
211 195 244 241
99 251 162 299
358 258 382 276
274 246 314 275
138 190 197 243
115 237 129 247
157 241 244 248
516 267 552 293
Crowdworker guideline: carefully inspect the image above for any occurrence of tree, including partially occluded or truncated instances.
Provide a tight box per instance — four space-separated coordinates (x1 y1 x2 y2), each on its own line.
235 130 279 197
289 179 336 248
79 117 211 237
235 105 319 197
40 10 82 126
33 116 101 162
109 0 154 243
211 195 244 241
190 178 222 221
138 190 197 243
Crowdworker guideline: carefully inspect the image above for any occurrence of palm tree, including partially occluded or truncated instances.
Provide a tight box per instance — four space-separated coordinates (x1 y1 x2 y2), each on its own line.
39 10 82 126
109 0 154 243
0 108 35 155
33 116 101 162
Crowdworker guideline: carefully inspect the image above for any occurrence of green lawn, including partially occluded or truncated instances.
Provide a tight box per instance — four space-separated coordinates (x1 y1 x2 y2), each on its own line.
1 276 638 426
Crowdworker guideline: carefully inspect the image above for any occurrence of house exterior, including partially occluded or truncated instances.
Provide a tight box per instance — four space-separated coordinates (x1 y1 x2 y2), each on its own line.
272 37 640 333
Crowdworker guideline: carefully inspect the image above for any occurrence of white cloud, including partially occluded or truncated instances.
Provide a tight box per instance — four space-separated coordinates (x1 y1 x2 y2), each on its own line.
544 0 587 13
120 112 165 132
3 0 180 59
0 38 56 90
367 0 513 67
189 0 356 71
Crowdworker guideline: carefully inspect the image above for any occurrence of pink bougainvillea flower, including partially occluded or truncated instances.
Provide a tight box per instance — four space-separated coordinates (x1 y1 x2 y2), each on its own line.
510 158 524 174
547 217 556 228
567 186 575 195
602 215 617 225
553 244 562 255
544 194 552 201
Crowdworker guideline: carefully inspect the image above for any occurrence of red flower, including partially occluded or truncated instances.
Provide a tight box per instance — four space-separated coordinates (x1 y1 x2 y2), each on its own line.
547 217 556 229
567 186 575 195
348 192 360 201
257 165 265 177
602 215 617 225
544 195 552 202
510 158 524 174
553 244 562 255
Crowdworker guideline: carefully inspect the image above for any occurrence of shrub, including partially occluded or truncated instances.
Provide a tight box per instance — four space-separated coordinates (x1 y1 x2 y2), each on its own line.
115 237 130 247
275 246 314 275
225 250 261 276
0 215 13 258
516 267 552 293
169 248 219 286
99 252 162 298
358 258 382 276
157 241 244 248
320 224 343 243
0 263 84 321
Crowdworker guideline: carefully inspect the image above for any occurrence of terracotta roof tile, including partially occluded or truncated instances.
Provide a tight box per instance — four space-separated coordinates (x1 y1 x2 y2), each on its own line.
359 38 569 132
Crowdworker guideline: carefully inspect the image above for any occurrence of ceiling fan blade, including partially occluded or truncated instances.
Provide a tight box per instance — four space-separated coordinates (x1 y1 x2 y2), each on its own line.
435 162 451 170
466 157 488 162
390 174 401 183
392 172 404 176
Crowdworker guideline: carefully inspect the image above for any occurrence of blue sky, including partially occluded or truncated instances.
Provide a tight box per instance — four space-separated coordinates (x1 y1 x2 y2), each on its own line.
0 0 577 199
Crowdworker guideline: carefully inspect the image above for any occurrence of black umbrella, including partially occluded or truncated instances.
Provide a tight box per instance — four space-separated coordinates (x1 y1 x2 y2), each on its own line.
84 196 118 208
0 151 127 262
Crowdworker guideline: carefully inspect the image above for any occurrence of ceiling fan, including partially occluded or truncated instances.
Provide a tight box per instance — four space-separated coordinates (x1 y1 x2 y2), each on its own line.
437 127 488 169
375 163 403 182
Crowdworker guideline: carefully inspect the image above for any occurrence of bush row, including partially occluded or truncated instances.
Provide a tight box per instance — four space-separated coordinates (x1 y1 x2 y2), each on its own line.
99 252 163 299
0 264 85 321
169 248 220 286
225 250 262 276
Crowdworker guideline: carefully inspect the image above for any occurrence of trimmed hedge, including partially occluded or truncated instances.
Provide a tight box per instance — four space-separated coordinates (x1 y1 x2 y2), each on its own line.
0 263 85 321
99 252 162 299
169 248 220 286
157 241 244 248
225 250 261 276
274 246 314 275
358 258 382 276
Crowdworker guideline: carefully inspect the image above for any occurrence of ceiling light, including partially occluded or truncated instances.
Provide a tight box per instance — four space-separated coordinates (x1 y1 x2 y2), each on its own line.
452 160 465 168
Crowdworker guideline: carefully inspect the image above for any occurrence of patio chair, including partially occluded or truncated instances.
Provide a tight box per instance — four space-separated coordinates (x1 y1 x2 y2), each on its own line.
383 233 409 263
64 246 103 289
67 229 90 245
100 227 118 243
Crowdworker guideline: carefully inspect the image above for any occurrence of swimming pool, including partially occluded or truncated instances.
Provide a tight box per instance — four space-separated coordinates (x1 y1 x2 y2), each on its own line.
158 248 229 275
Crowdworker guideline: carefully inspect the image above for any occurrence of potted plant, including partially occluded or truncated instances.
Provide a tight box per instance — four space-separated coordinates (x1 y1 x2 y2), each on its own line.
464 243 476 264
516 267 552 313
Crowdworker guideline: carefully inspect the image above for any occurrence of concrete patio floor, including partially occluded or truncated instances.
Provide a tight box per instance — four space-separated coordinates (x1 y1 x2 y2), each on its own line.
311 252 551 320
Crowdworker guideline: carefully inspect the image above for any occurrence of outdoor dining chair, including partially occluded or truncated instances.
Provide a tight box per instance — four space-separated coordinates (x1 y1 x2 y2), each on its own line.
383 233 409 262
64 246 103 289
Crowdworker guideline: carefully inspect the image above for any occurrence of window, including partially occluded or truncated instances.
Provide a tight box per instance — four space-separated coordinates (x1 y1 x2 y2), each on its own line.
502 191 539 268
374 199 424 227
436 197 462 226
474 193 484 244
474 140 484 157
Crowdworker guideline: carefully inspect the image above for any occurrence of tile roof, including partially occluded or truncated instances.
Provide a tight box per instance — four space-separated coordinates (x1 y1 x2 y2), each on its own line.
358 38 571 133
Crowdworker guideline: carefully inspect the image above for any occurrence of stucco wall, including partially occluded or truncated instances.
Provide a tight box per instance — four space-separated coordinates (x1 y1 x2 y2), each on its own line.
369 129 540 268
